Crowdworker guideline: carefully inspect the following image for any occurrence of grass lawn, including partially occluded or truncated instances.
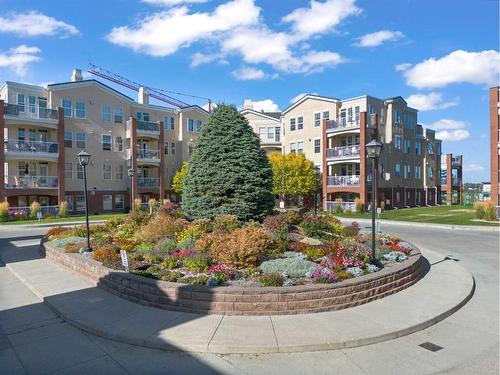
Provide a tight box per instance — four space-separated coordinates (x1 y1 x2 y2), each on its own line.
0 213 127 226
334 205 499 226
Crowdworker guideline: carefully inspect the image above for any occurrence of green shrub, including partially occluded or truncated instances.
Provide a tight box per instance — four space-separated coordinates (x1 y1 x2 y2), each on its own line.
213 272 228 285
212 214 241 232
160 270 183 282
132 270 159 279
184 255 212 272
334 198 343 214
161 257 180 270
259 257 316 278
242 267 262 279
134 242 154 251
303 246 325 261
284 210 302 225
157 238 178 254
336 270 355 281
259 273 284 287
354 198 364 213
178 275 209 285
143 253 163 264
177 237 195 251
263 214 289 241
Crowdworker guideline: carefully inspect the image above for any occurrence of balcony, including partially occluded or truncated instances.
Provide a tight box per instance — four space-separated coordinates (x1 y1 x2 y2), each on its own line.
3 103 58 127
327 175 360 187
4 140 59 161
452 177 460 186
5 175 58 189
326 145 360 160
326 118 360 133
126 119 160 139
137 177 160 188
326 201 355 212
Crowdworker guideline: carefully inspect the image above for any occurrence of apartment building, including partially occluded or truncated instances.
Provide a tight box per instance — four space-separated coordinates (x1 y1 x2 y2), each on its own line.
0 69 208 214
440 154 463 205
279 94 442 210
241 100 281 154
490 86 499 207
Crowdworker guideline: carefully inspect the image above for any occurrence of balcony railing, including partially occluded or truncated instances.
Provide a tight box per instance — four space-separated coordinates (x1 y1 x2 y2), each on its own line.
327 175 360 186
326 118 360 132
137 177 159 188
326 145 360 159
5 140 58 154
6 175 58 189
326 201 356 212
9 205 59 218
137 149 160 160
137 120 159 132
4 103 58 121
452 178 460 186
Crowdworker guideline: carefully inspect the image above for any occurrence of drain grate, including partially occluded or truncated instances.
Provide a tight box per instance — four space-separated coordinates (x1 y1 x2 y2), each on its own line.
419 342 444 352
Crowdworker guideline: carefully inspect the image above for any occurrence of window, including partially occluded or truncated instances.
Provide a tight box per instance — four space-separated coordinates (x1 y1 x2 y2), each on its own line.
395 110 401 124
348 107 353 122
102 105 111 122
115 194 124 209
76 164 84 180
170 114 175 130
340 109 346 125
415 165 421 179
258 127 265 140
188 119 194 132
17 94 25 112
103 195 113 211
76 132 85 149
369 105 375 114
29 129 36 143
395 163 401 177
62 99 72 117
171 142 176 155
102 135 111 151
404 165 411 179
38 129 47 142
314 113 321 127
196 120 202 132
64 163 73 179
163 116 169 130
404 139 411 153
75 101 86 119
436 143 441 155
114 108 123 124
275 127 281 142
136 112 150 121
428 143 434 154
76 196 85 211
290 118 296 131
17 128 25 142
115 136 123 152
115 165 124 180
268 127 274 139
103 164 112 180
28 96 36 114
289 142 296 153
428 165 434 178
164 143 169 155
323 111 330 120
64 131 73 148
415 142 422 155
65 196 74 212
314 139 321 153
297 116 304 130
297 141 304 154
354 106 360 122
394 135 402 150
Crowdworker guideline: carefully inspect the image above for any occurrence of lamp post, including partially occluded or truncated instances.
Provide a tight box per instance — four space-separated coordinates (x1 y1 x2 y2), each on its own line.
127 168 135 212
365 140 383 264
314 166 320 216
77 150 92 252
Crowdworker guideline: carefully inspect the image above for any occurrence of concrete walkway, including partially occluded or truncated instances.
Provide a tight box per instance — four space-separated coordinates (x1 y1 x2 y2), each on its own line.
2 242 474 355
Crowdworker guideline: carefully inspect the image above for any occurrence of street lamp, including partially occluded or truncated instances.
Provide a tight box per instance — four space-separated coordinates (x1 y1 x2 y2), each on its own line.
314 166 320 216
77 150 92 252
127 168 135 212
365 140 383 264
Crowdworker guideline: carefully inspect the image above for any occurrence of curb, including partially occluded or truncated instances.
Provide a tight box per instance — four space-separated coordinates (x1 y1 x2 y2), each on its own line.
5 255 476 355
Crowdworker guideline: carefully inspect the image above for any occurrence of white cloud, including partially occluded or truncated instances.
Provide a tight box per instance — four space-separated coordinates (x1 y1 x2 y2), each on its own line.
0 11 78 37
246 99 279 112
289 92 320 104
107 0 260 56
143 0 209 6
427 119 470 141
401 50 500 89
406 92 459 111
0 45 41 76
283 0 361 38
395 63 411 71
354 30 404 47
232 67 266 80
463 163 484 172
190 52 221 67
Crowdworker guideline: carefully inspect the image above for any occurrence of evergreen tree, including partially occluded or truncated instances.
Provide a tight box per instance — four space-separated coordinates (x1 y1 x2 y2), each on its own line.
182 104 274 221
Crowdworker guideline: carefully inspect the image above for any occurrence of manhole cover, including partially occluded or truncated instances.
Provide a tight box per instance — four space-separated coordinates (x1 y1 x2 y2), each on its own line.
419 342 444 352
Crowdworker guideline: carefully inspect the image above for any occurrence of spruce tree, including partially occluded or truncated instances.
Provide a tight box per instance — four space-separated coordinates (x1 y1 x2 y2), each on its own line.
182 104 274 221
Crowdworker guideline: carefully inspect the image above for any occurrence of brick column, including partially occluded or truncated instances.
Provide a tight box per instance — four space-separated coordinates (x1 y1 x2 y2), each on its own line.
0 100 5 202
129 117 138 204
56 108 65 204
446 154 452 204
321 119 328 210
359 112 368 208
158 121 165 201
490 87 499 206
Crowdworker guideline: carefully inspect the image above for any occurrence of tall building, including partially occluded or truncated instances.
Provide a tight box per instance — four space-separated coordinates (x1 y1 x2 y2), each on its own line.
440 154 463 205
241 100 282 154
247 93 442 211
490 86 499 207
0 69 208 214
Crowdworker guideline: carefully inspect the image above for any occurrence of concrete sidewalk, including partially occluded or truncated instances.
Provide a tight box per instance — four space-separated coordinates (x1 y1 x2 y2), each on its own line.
2 245 474 355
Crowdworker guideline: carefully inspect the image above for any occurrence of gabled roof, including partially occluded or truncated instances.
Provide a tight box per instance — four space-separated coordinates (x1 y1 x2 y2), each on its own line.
240 108 281 122
180 104 209 116
48 79 135 102
282 94 339 115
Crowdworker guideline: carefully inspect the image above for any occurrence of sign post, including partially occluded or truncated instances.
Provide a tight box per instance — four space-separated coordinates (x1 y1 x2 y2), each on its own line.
36 211 43 222
120 250 129 273
376 207 382 233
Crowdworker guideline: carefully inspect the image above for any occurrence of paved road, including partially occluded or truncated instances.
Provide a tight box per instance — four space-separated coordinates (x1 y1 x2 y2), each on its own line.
0 224 498 375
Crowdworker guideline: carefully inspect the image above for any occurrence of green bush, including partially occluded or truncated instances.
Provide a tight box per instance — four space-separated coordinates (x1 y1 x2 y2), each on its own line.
213 272 228 285
334 198 343 214
157 238 178 254
177 238 195 251
143 253 163 264
284 210 302 225
183 255 212 272
178 275 209 285
160 270 183 282
259 273 285 287
161 257 180 270
134 242 154 251
259 256 316 278
132 270 159 279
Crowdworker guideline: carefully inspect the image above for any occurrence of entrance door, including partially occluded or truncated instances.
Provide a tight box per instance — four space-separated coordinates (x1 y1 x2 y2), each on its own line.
38 163 48 187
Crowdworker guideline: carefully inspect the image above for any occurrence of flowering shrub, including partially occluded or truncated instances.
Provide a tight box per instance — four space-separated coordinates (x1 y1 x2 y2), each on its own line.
343 222 360 237
346 267 364 278
259 257 317 278
157 238 177 254
311 266 337 283
209 263 233 279
161 257 180 270
183 255 212 272
284 210 302 225
263 214 289 241
92 245 120 262
388 241 411 254
134 215 188 244
171 249 197 258
212 214 240 232
63 242 83 253
365 264 380 273
336 270 355 280
157 201 180 217
260 273 285 287
382 251 408 262
47 227 67 238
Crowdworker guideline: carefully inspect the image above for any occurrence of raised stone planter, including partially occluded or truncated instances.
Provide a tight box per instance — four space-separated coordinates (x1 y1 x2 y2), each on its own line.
41 238 424 315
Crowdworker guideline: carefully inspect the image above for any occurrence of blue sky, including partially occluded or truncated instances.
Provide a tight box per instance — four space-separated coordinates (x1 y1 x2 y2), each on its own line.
0 0 498 182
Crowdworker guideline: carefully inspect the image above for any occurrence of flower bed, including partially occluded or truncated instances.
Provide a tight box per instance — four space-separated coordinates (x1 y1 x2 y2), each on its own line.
42 203 424 315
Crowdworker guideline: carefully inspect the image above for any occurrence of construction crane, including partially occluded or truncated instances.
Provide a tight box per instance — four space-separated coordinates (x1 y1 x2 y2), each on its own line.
88 63 212 111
